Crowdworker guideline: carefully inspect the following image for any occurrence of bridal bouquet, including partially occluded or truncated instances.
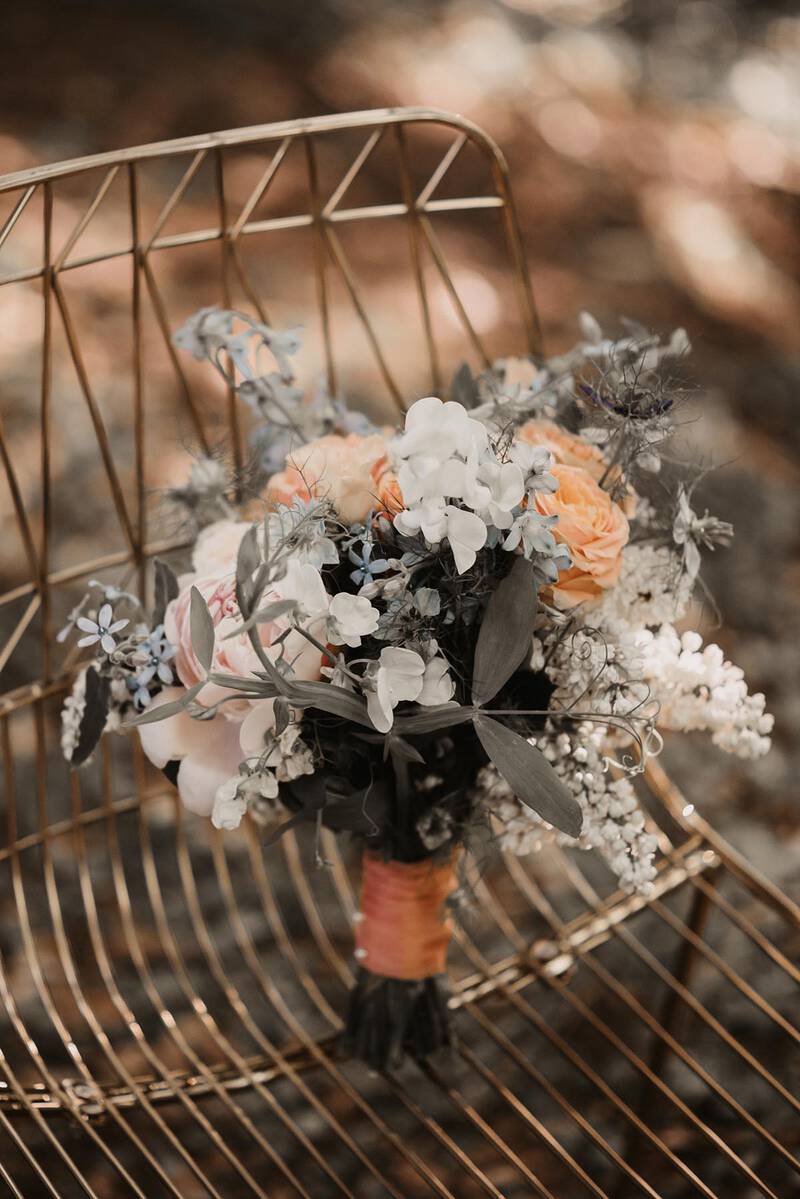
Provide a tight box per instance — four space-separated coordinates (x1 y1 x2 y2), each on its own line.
60 306 772 1067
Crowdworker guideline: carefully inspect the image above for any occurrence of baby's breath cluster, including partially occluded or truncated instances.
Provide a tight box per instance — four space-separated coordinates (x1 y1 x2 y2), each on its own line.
485 723 659 894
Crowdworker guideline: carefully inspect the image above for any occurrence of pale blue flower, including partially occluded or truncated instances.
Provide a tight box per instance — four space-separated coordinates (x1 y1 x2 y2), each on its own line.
76 604 129 655
349 541 390 587
239 373 304 416
172 306 232 361
503 510 559 558
57 596 89 644
128 627 176 708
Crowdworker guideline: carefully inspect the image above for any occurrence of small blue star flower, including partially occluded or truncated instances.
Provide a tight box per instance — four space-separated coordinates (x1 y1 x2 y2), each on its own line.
348 541 390 587
76 604 129 655
127 627 176 708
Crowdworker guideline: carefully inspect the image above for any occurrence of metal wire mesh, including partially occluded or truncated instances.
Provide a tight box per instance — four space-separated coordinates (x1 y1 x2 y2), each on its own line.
0 106 797 1198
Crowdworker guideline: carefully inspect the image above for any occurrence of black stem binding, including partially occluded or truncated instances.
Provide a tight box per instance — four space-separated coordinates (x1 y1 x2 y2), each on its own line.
342 969 454 1070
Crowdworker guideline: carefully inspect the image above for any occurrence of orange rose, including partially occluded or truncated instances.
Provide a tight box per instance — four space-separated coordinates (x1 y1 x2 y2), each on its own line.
517 419 607 481
518 420 636 516
502 357 544 391
266 433 400 523
534 463 629 608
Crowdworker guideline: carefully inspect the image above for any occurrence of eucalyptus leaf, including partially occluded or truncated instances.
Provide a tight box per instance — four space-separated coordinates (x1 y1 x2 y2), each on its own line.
189 586 215 673
262 512 271 563
274 696 292 735
263 809 311 847
385 736 425 765
290 680 374 728
473 714 582 837
152 559 179 627
256 598 296 623
207 672 278 696
393 704 476 734
221 598 296 641
71 667 110 767
236 524 260 598
472 556 538 706
450 361 479 410
128 680 205 726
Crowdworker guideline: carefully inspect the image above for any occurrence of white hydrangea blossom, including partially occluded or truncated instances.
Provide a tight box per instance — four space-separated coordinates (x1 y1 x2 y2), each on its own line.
638 627 773 758
390 396 560 575
326 592 380 648
362 645 455 733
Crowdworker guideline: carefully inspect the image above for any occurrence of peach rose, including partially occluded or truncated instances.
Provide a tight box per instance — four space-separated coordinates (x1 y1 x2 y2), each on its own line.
517 420 607 482
502 357 545 391
267 433 400 522
534 463 629 608
518 420 636 516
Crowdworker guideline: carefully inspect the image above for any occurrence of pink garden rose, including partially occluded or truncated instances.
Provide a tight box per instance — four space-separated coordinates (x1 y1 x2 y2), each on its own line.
139 526 329 815
192 519 253 574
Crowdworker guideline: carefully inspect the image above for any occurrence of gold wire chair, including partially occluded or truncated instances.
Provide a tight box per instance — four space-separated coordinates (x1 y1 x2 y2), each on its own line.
0 107 797 1199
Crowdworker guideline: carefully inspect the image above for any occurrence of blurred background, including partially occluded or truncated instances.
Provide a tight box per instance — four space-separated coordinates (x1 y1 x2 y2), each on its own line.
2 0 797 874
0 3 798 1194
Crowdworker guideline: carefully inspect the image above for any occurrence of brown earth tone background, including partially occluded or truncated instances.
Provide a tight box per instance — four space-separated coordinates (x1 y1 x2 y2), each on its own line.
0 2 798 1195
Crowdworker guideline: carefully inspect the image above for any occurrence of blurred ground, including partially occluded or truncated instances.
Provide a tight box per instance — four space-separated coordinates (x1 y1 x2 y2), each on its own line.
0 2 798 1194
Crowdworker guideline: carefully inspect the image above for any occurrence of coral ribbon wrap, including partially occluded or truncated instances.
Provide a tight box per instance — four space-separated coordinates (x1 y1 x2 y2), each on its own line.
355 851 458 981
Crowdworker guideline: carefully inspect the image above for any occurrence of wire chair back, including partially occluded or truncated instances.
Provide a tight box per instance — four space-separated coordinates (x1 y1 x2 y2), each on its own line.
0 107 798 1199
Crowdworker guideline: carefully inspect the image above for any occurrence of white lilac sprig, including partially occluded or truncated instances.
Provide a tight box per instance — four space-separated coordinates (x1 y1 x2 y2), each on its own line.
485 722 659 895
